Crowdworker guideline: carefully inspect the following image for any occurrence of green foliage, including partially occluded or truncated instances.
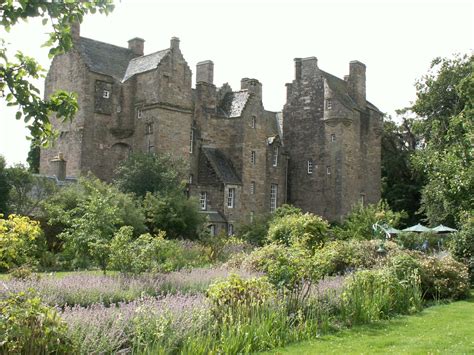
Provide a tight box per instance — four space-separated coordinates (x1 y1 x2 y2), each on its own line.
272 204 303 219
386 252 421 281
417 254 470 300
143 191 205 240
114 153 184 198
381 116 424 224
8 264 38 281
26 140 40 173
0 1 114 145
0 156 9 214
0 214 44 271
267 212 329 250
236 214 270 246
411 54 474 226
207 274 276 310
341 268 422 325
448 215 474 283
0 291 72 354
6 164 57 215
42 176 146 271
396 232 447 252
334 201 405 240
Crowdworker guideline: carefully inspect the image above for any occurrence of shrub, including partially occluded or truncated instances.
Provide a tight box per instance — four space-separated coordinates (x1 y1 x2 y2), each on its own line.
386 252 421 281
334 201 405 240
417 254 470 300
341 268 422 325
0 291 73 354
236 214 270 246
207 274 275 309
200 232 252 262
0 214 44 271
448 215 474 283
397 232 447 252
267 212 329 251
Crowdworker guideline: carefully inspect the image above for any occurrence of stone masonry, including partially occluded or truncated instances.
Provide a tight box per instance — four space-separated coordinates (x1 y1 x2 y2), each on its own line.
40 24 382 233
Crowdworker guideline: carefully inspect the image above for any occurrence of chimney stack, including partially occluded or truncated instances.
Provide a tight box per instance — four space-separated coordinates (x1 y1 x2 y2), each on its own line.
348 60 366 107
128 37 145 56
51 153 67 181
241 78 262 101
301 57 318 78
294 58 302 81
196 60 214 85
170 37 180 51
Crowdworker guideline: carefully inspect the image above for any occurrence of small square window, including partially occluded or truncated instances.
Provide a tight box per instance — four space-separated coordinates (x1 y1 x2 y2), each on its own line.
326 99 333 110
326 166 331 175
103 90 110 99
137 109 143 119
331 134 336 142
307 160 313 174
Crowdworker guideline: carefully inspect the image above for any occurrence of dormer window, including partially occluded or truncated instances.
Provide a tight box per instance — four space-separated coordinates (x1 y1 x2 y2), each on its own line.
326 99 333 110
103 90 110 99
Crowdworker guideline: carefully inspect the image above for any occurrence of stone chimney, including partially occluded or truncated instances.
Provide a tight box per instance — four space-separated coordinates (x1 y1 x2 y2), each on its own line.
241 78 262 101
170 37 180 51
301 57 318 78
348 60 366 107
294 58 302 81
51 153 67 181
128 37 145 56
70 21 80 43
196 60 214 85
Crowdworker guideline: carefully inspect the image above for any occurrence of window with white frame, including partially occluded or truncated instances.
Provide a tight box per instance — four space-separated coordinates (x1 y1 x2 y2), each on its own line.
251 116 256 129
331 133 336 142
251 150 256 165
270 183 278 212
189 174 193 184
103 89 110 99
199 192 207 210
326 98 333 110
145 123 153 135
307 159 313 174
189 129 194 154
137 108 143 119
228 223 234 236
250 181 256 194
227 188 235 208
360 193 366 205
272 146 279 167
326 166 331 175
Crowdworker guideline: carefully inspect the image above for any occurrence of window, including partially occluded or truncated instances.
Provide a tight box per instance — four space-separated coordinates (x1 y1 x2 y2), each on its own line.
250 211 254 223
307 160 313 174
209 224 215 236
145 123 153 135
326 166 331 175
326 98 333 110
189 129 194 154
360 193 366 205
270 183 278 212
250 181 256 194
331 133 336 142
272 147 279 167
137 108 143 119
199 192 207 210
251 116 256 128
228 223 234 236
103 90 110 99
227 188 235 208
189 174 193 184
147 139 154 153
251 150 256 165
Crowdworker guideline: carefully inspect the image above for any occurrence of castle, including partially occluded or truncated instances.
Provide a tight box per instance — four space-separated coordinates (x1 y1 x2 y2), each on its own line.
40 24 382 235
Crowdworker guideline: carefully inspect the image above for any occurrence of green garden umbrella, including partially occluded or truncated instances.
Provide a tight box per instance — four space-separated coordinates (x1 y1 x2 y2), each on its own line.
402 224 432 233
432 224 457 233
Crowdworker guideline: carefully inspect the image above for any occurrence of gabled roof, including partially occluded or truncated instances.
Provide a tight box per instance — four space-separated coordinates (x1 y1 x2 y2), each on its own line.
218 90 250 118
202 147 241 184
320 70 357 110
123 49 170 81
77 37 138 80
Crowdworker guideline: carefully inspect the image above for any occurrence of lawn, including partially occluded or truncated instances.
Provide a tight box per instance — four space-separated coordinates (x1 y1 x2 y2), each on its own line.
268 292 474 354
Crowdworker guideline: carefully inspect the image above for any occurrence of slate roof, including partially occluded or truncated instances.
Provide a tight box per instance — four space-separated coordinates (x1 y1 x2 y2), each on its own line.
366 100 382 113
199 210 227 223
77 37 138 80
218 90 250 118
202 147 241 184
320 70 357 110
123 49 170 81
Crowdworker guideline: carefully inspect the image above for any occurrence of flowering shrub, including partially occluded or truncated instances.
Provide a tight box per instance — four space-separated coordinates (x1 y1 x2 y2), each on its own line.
0 214 44 271
417 254 470 300
0 291 73 354
267 212 329 250
207 274 275 309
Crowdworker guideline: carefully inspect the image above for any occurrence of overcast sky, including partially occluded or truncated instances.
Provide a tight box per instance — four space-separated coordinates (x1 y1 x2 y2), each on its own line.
1 0 473 166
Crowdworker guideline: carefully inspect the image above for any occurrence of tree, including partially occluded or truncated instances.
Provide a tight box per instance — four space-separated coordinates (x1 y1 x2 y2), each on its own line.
410 54 474 226
0 156 10 214
0 1 114 146
381 114 425 225
114 153 185 198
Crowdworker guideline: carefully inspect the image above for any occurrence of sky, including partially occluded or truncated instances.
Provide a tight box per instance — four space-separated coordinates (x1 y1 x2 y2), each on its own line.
0 0 473 166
